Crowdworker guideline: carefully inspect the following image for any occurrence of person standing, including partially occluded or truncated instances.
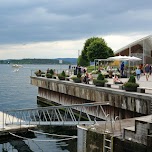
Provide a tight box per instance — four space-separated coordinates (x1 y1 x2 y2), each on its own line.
120 61 124 77
145 64 150 81
135 67 141 80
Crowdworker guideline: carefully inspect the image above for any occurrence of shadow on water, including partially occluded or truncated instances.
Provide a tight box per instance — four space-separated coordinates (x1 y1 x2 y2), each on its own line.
0 126 77 152
37 125 77 152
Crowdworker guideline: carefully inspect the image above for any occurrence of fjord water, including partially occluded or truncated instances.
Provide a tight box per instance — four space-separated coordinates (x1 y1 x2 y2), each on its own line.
0 64 77 152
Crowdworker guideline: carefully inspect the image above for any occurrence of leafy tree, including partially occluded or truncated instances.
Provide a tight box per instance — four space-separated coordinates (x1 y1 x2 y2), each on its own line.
87 38 114 62
78 37 99 66
78 54 90 66
78 37 114 66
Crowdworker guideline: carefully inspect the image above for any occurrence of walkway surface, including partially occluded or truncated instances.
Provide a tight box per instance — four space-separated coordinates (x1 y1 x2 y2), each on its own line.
105 74 152 94
107 74 152 88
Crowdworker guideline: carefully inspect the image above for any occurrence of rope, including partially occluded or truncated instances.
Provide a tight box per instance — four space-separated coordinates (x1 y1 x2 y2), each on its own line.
28 129 77 138
9 132 77 142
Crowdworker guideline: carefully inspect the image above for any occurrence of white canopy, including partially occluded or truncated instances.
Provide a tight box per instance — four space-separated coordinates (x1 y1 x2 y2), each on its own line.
107 55 141 61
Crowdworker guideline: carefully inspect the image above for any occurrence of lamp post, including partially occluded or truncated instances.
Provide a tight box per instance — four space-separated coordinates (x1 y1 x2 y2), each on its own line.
59 59 62 73
77 50 80 66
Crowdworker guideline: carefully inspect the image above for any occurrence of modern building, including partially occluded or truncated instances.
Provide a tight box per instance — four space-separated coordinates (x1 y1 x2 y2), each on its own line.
114 35 152 65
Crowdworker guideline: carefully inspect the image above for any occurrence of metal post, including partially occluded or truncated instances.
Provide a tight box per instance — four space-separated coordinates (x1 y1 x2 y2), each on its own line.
2 110 4 131
143 40 145 65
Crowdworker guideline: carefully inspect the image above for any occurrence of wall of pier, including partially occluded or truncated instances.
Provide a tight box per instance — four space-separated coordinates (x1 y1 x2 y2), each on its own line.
31 77 152 119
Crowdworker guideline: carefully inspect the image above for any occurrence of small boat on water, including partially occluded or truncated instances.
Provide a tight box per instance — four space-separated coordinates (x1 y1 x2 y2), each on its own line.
12 64 23 68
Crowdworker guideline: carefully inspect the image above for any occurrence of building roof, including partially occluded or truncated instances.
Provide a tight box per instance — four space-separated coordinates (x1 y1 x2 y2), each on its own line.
114 35 152 55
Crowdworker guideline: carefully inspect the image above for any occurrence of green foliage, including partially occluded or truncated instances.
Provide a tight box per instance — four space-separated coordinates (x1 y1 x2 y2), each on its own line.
49 69 54 75
5 59 70 64
93 79 108 87
87 66 94 73
123 75 139 92
87 38 114 62
93 73 107 87
128 75 136 83
123 82 139 88
34 70 43 76
46 73 52 78
77 54 90 66
77 72 82 78
83 37 100 52
61 71 66 77
97 73 104 80
58 70 66 80
72 77 81 83
77 37 114 66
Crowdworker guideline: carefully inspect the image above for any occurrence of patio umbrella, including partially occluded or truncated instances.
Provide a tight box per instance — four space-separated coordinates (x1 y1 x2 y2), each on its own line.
107 55 142 61
126 56 142 61
107 55 129 61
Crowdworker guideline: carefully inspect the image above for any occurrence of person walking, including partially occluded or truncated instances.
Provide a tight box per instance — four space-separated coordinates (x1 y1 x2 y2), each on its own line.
144 64 150 81
135 67 141 80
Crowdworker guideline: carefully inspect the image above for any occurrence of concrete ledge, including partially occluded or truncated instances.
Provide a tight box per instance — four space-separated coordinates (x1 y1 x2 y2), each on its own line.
104 83 112 88
137 87 152 93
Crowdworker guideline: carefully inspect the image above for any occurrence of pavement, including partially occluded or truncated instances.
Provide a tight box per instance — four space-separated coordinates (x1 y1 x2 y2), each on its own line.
104 74 152 93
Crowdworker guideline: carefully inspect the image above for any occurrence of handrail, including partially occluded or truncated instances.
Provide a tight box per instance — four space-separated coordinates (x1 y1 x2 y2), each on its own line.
3 103 107 127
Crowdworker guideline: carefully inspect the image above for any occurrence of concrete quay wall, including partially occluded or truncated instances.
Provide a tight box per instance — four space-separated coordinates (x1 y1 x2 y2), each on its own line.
31 77 152 116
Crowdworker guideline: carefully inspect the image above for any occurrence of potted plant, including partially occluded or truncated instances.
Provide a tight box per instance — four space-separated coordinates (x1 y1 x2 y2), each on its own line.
58 71 66 80
72 72 82 83
46 69 54 78
93 73 108 87
34 70 45 77
123 75 139 92
46 73 52 78
49 69 54 75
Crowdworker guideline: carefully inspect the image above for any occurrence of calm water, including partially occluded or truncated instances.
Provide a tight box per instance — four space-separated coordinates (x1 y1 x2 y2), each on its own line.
0 64 77 152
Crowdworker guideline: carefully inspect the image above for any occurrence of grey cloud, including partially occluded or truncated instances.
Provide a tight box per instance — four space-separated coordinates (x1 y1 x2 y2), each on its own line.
0 0 152 44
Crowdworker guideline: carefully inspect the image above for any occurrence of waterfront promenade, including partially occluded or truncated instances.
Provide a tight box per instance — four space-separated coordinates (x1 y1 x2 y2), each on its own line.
106 74 152 93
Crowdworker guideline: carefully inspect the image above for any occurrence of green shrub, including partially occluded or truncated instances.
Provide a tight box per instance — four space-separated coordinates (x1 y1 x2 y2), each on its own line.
77 72 82 78
128 75 136 83
97 73 104 80
50 69 54 75
72 77 81 83
34 70 44 77
93 79 108 87
123 75 139 92
61 71 66 77
46 73 52 78
123 82 139 88
58 70 66 80
58 75 65 80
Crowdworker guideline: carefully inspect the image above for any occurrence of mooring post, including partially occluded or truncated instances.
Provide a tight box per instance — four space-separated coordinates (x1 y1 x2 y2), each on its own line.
2 110 5 131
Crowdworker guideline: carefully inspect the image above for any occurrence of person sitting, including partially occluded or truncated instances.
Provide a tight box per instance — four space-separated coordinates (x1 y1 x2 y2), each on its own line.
113 74 123 84
83 72 90 84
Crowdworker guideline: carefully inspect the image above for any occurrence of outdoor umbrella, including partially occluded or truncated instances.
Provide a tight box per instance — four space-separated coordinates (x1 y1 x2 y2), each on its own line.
126 56 142 61
107 55 129 61
107 55 142 61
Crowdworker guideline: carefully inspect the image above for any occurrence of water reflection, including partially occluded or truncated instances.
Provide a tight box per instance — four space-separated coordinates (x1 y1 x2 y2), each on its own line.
1 126 77 152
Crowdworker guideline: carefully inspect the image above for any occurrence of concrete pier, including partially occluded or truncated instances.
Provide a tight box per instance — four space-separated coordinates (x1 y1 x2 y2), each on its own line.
31 76 152 118
31 75 152 151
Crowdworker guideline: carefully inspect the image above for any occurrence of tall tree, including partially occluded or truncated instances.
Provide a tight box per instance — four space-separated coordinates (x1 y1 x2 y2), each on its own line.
87 38 114 62
78 37 114 66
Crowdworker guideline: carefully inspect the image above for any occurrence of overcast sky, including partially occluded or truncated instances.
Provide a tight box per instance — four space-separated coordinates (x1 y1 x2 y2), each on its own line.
0 0 152 59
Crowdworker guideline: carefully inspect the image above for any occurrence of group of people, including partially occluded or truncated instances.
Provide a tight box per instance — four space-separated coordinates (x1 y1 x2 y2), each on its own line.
113 63 152 84
136 64 151 81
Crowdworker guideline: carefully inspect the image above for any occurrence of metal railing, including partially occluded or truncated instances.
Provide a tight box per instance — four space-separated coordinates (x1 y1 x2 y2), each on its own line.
3 103 107 127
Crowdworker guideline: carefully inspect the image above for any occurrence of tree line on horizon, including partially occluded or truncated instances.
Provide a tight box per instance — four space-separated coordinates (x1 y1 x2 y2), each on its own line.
0 58 74 64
